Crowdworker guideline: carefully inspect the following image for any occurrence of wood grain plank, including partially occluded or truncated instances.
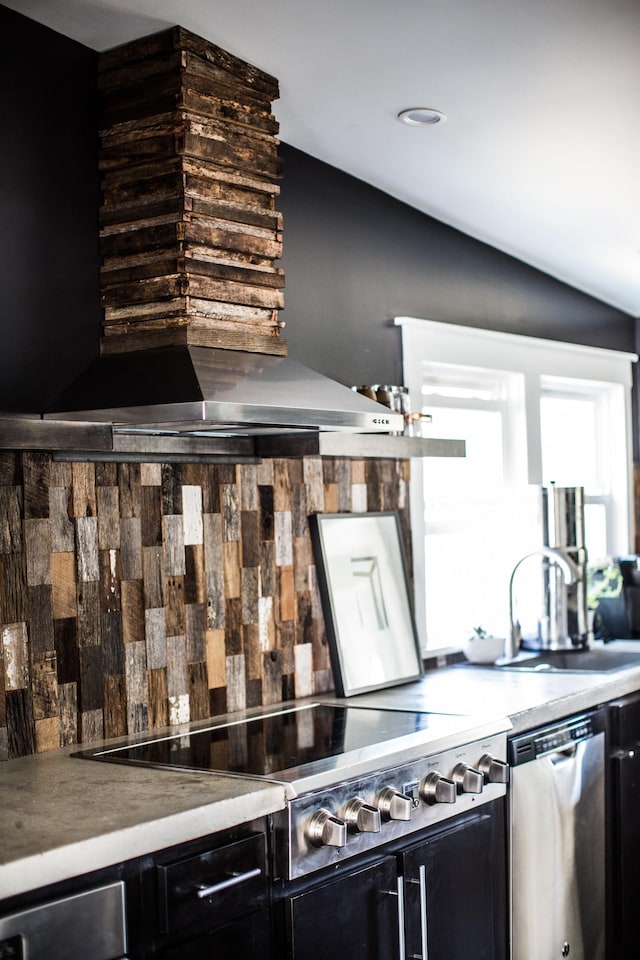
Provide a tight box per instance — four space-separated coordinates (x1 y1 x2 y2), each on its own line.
351 459 366 485
0 487 23 552
168 693 190 726
51 552 78 619
121 516 143 580
188 661 209 720
58 682 78 748
182 485 204 545
166 635 188 698
225 653 246 713
186 602 206 661
294 642 313 699
79 709 104 744
27 585 54 655
205 629 226 687
117 462 142 518
243 622 261 680
79 644 104 711
161 463 183 514
206 569 225 630
163 514 186 575
239 464 258 510
125 639 148 709
277 566 295 622
147 667 169 727
262 649 282 705
142 545 165 608
221 483 240 541
241 566 259 624
140 462 162 486
121 577 145 644
49 486 74 553
273 460 290 511
102 611 125 674
54 618 80 685
25 518 52 586
185 543 205 603
95 462 118 487
104 674 127 739
76 516 99 582
141 485 163 546
260 541 276 597
1 622 29 689
145 606 167 669
224 597 243 655
35 716 60 753
99 548 122 614
49 460 72 488
336 458 352 511
223 540 241 598
6 689 36 758
293 536 311 592
22 452 50 519
274 511 293 566
71 462 97 518
164 575 185 636
296 590 314 645
240 509 261 568
323 483 339 513
258 595 275 652
303 457 324 513
289 483 308 539
97 486 121 550
0 555 27 624
352 484 368 513
258 484 274 541
76 580 101 647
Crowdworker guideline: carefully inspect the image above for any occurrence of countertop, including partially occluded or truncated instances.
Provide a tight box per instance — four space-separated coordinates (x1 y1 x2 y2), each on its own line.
3 639 640 903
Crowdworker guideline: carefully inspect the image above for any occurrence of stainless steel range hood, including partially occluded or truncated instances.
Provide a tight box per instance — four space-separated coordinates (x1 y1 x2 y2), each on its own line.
45 345 403 436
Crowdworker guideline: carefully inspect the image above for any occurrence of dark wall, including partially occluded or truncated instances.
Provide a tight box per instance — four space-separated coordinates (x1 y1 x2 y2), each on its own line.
0 5 101 413
0 5 634 413
279 145 635 387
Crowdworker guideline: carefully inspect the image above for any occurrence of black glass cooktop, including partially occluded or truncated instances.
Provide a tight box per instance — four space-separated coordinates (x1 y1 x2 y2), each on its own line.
79 703 437 779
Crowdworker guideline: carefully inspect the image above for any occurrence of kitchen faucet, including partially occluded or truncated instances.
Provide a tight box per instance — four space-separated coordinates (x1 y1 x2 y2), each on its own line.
507 546 579 660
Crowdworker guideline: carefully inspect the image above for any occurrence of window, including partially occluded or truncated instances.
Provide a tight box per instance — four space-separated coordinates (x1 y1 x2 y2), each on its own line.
397 318 636 652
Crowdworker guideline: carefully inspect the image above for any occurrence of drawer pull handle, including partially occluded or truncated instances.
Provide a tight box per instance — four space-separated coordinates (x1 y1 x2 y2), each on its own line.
196 867 262 899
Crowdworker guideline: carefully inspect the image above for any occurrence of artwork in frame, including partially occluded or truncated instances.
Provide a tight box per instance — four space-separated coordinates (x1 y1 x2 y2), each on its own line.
310 511 423 696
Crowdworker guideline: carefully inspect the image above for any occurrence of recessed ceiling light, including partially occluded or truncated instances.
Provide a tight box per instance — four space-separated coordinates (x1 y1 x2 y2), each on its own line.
397 107 446 126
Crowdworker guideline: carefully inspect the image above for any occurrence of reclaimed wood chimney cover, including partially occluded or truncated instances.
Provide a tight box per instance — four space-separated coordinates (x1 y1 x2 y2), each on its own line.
98 26 286 357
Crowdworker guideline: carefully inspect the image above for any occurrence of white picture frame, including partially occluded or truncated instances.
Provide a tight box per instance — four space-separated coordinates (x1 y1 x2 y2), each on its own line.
310 511 423 696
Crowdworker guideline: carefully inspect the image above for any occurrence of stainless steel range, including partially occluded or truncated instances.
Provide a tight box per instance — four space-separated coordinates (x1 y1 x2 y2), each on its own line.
77 701 510 882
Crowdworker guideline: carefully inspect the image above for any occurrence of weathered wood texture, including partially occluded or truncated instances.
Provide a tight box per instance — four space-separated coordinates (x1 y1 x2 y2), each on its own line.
0 452 411 760
98 26 285 354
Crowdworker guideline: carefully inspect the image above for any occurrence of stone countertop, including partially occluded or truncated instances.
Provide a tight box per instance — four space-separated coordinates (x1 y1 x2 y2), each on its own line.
3 640 640 905
0 746 286 901
349 640 640 733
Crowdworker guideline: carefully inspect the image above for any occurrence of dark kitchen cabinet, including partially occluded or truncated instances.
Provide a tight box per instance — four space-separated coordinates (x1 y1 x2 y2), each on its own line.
284 856 401 960
607 693 640 959
279 801 506 960
401 808 507 960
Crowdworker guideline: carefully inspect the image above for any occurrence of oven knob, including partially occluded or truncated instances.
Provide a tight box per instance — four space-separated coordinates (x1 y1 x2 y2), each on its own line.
306 809 348 848
420 771 456 805
451 762 484 794
477 753 510 784
375 786 413 822
343 797 382 833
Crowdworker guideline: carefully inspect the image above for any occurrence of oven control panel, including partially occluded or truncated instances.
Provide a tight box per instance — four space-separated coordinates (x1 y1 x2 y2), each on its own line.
283 732 508 879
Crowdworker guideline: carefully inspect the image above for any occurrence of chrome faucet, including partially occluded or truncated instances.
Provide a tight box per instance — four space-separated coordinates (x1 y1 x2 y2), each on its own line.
507 546 579 660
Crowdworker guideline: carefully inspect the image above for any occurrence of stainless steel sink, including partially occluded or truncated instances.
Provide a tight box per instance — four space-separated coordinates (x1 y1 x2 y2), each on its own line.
497 647 640 673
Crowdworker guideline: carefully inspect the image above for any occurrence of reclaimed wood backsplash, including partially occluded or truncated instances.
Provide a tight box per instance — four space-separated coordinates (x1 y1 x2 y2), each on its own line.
0 452 410 760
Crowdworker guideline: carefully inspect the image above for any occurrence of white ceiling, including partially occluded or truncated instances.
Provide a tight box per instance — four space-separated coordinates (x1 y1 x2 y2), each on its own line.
7 0 640 316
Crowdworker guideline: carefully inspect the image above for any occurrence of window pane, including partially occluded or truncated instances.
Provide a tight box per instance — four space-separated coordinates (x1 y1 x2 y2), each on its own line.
540 395 599 490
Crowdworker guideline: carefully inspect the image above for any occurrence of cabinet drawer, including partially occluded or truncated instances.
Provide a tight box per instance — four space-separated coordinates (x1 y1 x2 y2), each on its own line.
157 833 268 936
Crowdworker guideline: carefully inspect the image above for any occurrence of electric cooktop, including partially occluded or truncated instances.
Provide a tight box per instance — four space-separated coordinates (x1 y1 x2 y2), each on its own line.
74 701 509 796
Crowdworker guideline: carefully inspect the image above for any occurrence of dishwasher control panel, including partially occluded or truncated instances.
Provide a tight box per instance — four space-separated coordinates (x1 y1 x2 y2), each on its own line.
509 710 606 765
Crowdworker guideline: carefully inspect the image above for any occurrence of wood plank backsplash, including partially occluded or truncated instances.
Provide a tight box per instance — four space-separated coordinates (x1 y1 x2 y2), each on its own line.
0 452 410 760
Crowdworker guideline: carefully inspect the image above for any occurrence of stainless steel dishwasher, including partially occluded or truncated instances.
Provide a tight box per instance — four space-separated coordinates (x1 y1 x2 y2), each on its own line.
508 709 606 960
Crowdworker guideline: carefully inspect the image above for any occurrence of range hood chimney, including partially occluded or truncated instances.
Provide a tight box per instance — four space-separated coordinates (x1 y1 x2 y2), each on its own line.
46 26 401 437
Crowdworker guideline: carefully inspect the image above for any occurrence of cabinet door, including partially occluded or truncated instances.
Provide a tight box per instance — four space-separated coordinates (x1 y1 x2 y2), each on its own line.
161 908 272 959
284 856 400 960
611 749 640 958
401 804 507 960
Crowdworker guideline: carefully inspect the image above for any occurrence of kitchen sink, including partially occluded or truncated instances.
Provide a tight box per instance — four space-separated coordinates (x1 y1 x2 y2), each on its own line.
497 647 640 673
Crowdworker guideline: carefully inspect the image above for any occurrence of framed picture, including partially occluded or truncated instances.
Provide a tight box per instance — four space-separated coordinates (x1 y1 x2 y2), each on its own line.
310 511 423 696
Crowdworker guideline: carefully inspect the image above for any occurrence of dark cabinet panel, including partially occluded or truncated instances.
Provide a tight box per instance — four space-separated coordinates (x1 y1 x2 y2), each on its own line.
284 856 400 960
402 808 507 960
161 907 272 959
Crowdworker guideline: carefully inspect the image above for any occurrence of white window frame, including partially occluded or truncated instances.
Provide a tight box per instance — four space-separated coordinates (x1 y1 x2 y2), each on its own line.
395 316 637 652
